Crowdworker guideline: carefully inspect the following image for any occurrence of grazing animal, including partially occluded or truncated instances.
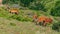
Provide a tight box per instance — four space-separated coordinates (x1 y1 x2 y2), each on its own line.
33 15 53 26
9 8 19 15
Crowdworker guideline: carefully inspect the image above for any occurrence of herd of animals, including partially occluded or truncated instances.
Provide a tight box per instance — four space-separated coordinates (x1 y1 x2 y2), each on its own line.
5 4 53 26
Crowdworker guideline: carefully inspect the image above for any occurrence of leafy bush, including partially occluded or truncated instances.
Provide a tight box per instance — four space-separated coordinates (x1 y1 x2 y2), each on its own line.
52 22 60 32
3 0 20 4
29 1 46 11
20 0 34 7
50 1 60 16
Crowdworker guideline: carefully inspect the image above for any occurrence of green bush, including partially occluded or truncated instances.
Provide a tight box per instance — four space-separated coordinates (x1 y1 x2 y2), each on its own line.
20 0 34 7
29 1 46 11
50 1 60 16
3 0 20 4
52 22 60 32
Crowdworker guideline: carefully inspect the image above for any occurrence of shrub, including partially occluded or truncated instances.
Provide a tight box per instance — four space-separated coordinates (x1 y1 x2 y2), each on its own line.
50 1 60 16
29 1 46 11
20 0 34 7
52 22 60 32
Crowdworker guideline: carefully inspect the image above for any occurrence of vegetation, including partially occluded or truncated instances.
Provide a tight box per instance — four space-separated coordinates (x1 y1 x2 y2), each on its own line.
52 22 60 32
2 0 60 16
0 0 60 34
50 1 60 16
10 23 16 26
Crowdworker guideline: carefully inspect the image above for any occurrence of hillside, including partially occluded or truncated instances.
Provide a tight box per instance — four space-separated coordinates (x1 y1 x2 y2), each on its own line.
0 0 60 34
0 17 60 34
0 7 60 34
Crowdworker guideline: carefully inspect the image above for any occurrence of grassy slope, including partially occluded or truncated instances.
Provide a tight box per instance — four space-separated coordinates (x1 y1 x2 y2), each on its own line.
0 7 60 34
0 17 60 34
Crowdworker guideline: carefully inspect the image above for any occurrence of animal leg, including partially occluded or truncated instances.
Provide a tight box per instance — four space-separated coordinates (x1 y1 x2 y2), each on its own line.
15 12 18 15
36 22 39 25
43 22 47 26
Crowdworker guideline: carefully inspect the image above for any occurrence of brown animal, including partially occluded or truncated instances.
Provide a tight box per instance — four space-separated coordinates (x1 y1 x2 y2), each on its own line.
37 16 47 25
33 15 53 26
9 8 19 15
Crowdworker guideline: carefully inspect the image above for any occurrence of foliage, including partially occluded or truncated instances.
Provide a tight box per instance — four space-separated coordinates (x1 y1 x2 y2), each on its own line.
2 0 59 13
9 14 32 22
2 0 60 21
2 0 20 4
52 22 60 32
50 1 60 16
20 0 34 7
29 1 46 11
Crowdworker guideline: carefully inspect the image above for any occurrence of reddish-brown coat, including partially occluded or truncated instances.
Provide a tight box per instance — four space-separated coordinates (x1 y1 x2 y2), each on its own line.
9 9 19 15
33 15 53 26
